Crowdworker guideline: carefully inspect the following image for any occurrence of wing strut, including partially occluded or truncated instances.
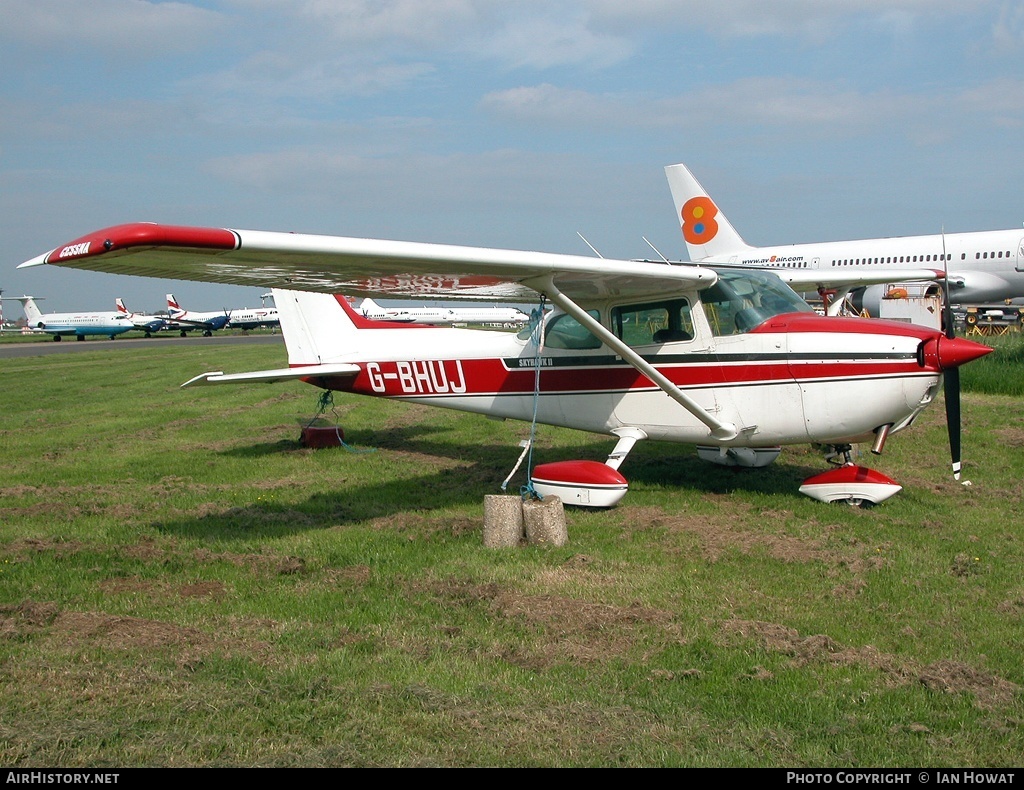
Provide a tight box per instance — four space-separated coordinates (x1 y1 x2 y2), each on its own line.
527 275 739 441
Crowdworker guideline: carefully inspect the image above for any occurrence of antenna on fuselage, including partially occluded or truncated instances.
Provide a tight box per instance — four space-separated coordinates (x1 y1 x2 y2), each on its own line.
577 232 604 259
642 236 671 264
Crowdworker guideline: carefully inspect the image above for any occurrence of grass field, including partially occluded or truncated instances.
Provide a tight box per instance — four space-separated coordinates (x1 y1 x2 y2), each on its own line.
1 334 1022 767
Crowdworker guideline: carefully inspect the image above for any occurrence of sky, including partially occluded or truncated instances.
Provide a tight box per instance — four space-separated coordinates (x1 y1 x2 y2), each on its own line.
2 0 1023 315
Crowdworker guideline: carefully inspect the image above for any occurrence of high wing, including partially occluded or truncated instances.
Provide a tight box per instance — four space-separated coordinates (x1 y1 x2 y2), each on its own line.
19 223 720 303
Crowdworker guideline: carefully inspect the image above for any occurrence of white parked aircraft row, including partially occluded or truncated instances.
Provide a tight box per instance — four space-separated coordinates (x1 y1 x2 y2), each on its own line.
664 163 1024 314
165 293 280 335
0 293 281 340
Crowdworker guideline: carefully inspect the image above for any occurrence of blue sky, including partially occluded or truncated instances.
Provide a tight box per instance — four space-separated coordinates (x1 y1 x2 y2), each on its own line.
2 0 1023 314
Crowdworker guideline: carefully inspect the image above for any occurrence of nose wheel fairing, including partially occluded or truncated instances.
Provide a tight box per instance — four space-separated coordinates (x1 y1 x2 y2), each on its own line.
798 464 902 506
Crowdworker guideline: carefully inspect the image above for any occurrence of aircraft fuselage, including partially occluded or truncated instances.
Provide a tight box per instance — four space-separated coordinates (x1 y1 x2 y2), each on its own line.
704 229 1024 305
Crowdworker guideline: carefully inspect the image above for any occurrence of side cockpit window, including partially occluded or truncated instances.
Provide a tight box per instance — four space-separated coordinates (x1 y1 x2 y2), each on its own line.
612 299 694 346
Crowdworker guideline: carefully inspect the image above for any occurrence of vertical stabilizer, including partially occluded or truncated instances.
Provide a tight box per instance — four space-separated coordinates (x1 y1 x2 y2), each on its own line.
665 163 752 261
12 296 44 326
166 294 184 318
272 289 362 366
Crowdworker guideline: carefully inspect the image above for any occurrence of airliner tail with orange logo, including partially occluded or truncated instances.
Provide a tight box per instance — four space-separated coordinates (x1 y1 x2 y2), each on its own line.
665 162 1024 309
665 164 752 261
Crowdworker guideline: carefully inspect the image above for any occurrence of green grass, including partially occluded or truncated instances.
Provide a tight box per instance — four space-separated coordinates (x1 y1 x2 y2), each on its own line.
961 333 1024 397
1 339 1023 767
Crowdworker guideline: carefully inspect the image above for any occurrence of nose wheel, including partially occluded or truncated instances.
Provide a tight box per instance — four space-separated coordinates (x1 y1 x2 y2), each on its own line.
822 443 854 466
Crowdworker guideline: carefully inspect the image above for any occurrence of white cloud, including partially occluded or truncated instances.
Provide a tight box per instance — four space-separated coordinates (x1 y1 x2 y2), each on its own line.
479 84 632 126
272 0 482 46
0 0 226 57
481 76 1024 139
992 1 1024 51
201 146 608 221
230 0 633 70
464 14 632 70
585 0 1001 40
194 52 436 100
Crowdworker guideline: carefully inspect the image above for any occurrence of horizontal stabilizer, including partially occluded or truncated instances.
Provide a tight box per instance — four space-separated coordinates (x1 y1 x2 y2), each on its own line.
182 363 360 388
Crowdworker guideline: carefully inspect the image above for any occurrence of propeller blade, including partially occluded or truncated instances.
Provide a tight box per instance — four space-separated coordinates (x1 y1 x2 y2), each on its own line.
939 229 961 480
940 230 955 340
944 366 962 480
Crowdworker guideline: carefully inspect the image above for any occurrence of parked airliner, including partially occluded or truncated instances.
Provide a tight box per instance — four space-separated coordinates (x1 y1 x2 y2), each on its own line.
1 295 133 340
225 304 280 331
359 297 530 326
115 298 165 336
665 163 1024 313
164 293 230 336
165 293 280 334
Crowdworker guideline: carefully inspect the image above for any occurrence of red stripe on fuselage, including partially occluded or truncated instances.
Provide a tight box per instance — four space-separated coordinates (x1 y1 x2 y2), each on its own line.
314 356 928 399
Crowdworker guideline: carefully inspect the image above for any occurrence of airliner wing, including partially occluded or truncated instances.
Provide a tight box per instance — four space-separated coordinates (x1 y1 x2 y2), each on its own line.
763 268 944 290
166 315 223 329
20 223 719 303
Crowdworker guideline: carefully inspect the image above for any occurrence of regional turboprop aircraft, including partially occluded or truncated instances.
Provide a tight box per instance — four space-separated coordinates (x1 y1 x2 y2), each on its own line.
665 163 1024 314
164 293 230 336
2 294 133 341
360 297 530 326
115 297 166 337
165 293 280 333
224 304 280 331
18 220 992 506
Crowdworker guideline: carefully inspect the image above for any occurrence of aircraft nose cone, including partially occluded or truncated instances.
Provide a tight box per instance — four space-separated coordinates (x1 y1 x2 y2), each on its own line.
921 335 993 371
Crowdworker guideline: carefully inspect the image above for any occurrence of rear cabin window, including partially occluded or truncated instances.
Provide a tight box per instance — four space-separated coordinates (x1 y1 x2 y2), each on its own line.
612 299 694 346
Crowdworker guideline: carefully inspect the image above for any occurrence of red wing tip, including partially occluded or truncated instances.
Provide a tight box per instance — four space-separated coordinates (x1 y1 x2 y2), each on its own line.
43 223 239 264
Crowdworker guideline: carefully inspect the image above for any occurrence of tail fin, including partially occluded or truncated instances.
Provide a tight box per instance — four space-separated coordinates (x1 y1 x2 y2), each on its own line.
665 163 752 261
272 289 365 366
115 298 129 315
11 296 44 326
166 293 184 318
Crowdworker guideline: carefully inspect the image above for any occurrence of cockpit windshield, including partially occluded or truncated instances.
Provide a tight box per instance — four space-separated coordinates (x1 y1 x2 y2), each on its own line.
515 267 814 345
702 268 813 336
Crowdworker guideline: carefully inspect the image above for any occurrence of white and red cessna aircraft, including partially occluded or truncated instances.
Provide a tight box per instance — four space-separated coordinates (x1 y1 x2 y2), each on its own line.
19 220 992 507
